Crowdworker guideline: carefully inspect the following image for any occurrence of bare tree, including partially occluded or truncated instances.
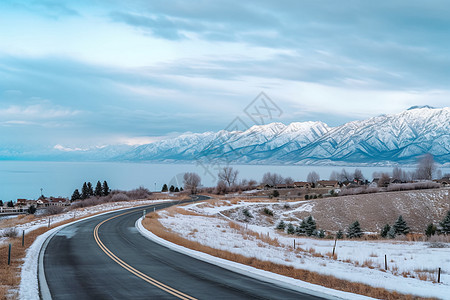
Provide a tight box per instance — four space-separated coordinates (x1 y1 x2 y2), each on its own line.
218 167 239 187
415 153 436 180
329 170 339 181
183 172 201 194
353 169 365 182
378 173 391 187
306 171 320 184
338 169 352 182
392 166 402 181
284 177 294 185
261 172 284 186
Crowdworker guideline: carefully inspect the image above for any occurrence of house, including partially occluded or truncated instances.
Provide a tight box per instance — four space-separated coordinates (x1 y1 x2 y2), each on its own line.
317 180 340 188
436 177 450 186
293 181 310 188
49 197 70 206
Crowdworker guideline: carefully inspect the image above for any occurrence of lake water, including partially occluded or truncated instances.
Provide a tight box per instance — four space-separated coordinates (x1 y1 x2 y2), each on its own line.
0 161 448 201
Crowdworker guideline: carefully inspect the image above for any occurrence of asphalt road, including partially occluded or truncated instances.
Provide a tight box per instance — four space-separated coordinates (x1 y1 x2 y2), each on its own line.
42 198 330 300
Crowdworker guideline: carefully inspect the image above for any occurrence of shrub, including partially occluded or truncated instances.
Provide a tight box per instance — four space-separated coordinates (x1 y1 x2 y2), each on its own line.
1 227 19 238
44 205 65 215
336 230 344 239
242 208 253 218
380 224 391 238
347 221 363 239
27 205 37 214
111 193 130 202
287 223 295 234
263 207 274 216
304 195 309 200
272 190 280 197
425 223 437 237
276 220 286 230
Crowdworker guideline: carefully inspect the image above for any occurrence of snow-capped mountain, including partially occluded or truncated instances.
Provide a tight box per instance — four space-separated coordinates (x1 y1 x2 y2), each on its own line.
53 106 450 165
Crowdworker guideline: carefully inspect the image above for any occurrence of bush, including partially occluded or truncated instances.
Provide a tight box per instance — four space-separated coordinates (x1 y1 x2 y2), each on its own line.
304 195 309 200
242 208 253 218
272 190 280 197
287 223 295 234
111 193 130 202
263 207 274 216
380 224 391 238
347 221 363 239
1 227 19 238
276 220 286 230
27 205 37 214
44 205 65 215
336 230 344 239
425 223 437 237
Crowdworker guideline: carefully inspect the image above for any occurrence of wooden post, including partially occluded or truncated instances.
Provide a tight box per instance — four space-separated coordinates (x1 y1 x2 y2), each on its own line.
48 218 50 228
438 267 441 283
332 238 337 257
8 244 11 265
294 239 296 249
143 210 146 218
22 230 25 247
385 255 388 270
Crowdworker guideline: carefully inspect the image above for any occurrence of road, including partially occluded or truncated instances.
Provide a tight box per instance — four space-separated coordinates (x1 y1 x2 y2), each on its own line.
42 199 330 299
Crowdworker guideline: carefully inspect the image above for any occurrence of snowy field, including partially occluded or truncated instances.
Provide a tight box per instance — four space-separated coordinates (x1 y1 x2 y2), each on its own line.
156 200 450 299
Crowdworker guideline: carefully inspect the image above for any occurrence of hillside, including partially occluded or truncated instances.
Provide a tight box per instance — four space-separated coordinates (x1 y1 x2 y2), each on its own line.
222 188 450 233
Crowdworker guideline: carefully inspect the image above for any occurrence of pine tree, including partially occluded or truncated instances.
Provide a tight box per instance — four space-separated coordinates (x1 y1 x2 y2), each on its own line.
7 200 14 207
336 230 344 239
180 187 184 192
393 215 409 235
287 223 295 234
71 189 81 202
304 215 317 236
169 185 175 192
276 220 286 230
87 182 94 196
161 184 168 192
317 230 325 238
81 182 89 200
347 221 363 238
27 205 37 214
440 211 450 234
174 187 180 192
0 200 4 207
380 224 391 238
102 181 110 196
387 226 396 239
94 181 103 197
425 223 436 237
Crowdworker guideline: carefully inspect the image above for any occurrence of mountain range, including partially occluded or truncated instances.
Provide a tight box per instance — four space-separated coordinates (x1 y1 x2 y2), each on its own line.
47 106 450 165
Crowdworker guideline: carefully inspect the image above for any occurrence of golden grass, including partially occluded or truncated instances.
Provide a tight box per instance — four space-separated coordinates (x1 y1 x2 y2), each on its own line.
142 214 433 300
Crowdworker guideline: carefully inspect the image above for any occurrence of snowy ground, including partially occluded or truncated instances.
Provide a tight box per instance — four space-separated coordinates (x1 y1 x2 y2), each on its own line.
157 200 450 299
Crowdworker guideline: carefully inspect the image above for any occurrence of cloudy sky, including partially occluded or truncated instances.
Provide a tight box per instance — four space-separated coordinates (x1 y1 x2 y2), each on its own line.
1 0 449 156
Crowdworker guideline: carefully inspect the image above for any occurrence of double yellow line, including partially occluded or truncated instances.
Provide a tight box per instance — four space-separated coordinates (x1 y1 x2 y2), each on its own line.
93 208 197 300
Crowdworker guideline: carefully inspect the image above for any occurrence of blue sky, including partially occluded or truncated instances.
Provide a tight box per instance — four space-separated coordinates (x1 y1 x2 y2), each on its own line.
1 0 450 155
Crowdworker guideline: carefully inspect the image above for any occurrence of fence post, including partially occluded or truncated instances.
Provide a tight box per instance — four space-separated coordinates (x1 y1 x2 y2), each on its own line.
332 238 337 257
294 239 296 249
385 255 388 270
22 230 25 247
438 267 441 283
48 218 50 228
8 244 11 265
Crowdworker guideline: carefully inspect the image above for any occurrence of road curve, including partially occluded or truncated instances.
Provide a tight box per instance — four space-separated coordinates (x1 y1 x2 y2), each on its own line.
42 200 329 299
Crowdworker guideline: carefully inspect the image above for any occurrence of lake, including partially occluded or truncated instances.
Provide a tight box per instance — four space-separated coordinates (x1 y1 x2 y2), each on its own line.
1 161 448 201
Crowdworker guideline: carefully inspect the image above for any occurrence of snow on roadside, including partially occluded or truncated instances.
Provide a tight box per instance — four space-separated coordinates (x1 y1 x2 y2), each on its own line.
12 199 173 299
158 201 450 300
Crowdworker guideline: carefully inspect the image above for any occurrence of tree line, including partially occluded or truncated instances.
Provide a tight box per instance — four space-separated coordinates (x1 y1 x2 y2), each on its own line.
71 181 110 201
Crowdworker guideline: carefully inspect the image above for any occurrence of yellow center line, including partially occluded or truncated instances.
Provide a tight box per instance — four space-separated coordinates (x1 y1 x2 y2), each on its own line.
93 207 197 300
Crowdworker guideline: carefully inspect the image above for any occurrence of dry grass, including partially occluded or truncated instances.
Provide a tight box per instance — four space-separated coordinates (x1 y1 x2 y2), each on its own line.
142 214 432 300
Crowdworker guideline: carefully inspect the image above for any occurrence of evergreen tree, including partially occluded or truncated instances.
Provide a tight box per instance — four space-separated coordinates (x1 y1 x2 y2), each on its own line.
7 200 14 207
87 182 94 196
347 221 363 238
317 230 325 238
272 190 280 197
94 181 103 197
0 200 3 206
161 184 168 192
392 215 409 235
380 224 391 238
27 205 37 214
102 181 110 196
425 223 436 237
287 223 295 234
174 187 180 192
336 230 344 239
71 189 81 202
387 226 396 238
81 182 89 199
180 187 184 192
440 211 450 234
169 185 175 192
276 220 286 230
304 215 317 236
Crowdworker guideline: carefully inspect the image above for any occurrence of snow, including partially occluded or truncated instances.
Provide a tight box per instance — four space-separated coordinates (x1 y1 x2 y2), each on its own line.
2 199 173 299
136 217 373 300
154 201 450 300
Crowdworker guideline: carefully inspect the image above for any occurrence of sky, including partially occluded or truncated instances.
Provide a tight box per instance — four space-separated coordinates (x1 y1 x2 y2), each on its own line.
1 0 450 156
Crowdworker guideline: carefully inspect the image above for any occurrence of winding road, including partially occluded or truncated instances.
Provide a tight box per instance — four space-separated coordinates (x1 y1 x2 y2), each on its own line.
41 199 331 299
